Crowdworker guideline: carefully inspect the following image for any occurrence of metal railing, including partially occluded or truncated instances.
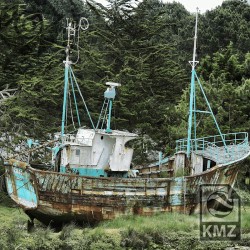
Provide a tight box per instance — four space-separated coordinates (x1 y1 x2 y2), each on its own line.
62 134 93 146
176 132 249 164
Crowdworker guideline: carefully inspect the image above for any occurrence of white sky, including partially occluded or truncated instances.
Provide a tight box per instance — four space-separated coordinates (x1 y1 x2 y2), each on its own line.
95 0 225 13
165 0 224 13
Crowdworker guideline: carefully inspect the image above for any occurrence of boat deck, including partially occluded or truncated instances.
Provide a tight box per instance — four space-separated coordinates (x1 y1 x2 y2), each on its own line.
196 143 250 164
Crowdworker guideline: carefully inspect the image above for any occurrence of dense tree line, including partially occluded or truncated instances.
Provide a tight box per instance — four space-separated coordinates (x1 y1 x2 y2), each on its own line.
0 0 249 162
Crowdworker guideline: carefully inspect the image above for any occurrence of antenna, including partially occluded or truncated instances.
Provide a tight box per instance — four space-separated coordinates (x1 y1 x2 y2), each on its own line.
64 17 89 65
106 82 121 87
61 17 89 137
187 8 199 157
104 82 121 133
189 8 199 70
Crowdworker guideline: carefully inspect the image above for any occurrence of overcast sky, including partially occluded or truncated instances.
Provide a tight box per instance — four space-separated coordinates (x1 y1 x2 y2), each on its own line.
165 0 224 13
95 0 250 13
95 0 225 13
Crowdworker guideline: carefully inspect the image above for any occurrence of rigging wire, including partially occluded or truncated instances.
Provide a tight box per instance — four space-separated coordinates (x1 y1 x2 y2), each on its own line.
68 90 76 130
69 67 95 130
96 99 106 129
69 69 81 127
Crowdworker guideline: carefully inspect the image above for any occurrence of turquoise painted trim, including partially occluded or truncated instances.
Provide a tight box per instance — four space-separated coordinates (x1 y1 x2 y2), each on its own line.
27 138 33 148
195 110 211 114
106 99 113 133
176 132 249 163
193 78 197 151
69 67 95 129
176 132 248 151
61 63 69 136
52 146 61 160
14 171 37 205
187 69 229 156
60 166 108 177
60 166 129 178
149 156 169 167
6 167 37 207
187 69 195 157
27 139 39 148
69 69 81 127
170 177 183 205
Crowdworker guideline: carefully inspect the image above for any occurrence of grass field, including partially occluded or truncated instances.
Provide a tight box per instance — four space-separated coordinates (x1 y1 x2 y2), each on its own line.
0 191 250 250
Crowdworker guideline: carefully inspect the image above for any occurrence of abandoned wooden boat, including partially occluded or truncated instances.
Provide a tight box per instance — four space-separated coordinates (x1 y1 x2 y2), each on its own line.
2 14 250 226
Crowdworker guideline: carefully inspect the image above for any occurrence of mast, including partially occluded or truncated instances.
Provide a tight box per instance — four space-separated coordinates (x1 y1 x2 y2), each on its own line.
61 18 90 137
186 9 228 158
61 20 75 137
187 9 199 158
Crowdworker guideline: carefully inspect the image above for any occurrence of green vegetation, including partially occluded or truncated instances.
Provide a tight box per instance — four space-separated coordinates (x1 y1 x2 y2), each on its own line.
0 0 249 163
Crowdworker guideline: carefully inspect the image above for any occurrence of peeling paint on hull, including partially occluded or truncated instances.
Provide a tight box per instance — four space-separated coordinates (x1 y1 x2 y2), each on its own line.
4 159 241 226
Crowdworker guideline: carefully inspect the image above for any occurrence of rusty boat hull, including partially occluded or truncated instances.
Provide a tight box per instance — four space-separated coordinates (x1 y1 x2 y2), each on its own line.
4 157 243 226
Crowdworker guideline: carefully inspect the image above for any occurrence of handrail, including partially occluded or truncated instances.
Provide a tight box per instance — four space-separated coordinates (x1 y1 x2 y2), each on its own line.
175 132 249 163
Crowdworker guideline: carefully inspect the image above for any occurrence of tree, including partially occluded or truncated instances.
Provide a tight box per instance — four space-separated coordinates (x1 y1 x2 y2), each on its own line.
0 1 63 138
198 0 250 56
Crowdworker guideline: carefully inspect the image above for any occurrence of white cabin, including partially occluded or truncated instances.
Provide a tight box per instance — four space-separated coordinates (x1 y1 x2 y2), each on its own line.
59 128 137 177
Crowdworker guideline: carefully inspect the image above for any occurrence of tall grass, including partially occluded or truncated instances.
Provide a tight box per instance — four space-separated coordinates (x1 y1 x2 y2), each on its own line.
0 205 27 225
99 212 199 233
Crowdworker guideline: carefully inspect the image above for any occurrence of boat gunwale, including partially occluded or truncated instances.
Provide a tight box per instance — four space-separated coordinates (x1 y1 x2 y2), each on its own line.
6 148 250 182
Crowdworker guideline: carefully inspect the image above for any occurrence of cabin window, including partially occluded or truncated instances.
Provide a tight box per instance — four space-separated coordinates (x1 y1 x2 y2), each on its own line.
75 149 80 156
